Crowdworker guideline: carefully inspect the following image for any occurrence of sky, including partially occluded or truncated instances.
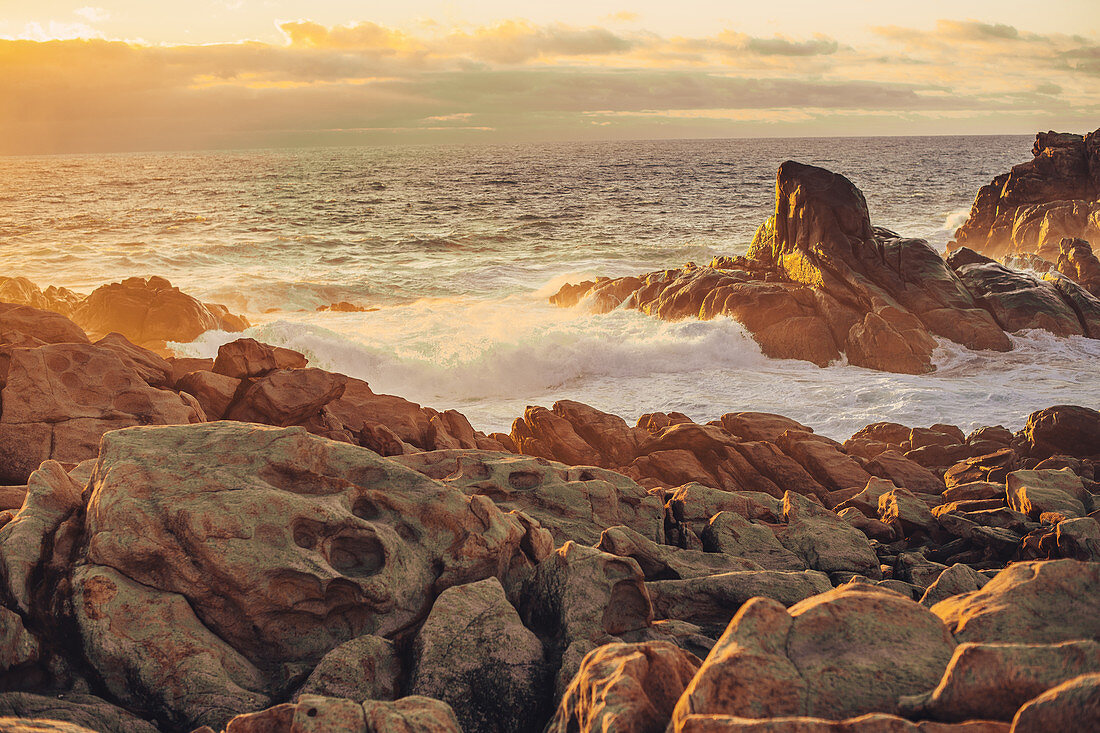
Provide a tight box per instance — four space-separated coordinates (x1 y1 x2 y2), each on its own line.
2 1 1099 154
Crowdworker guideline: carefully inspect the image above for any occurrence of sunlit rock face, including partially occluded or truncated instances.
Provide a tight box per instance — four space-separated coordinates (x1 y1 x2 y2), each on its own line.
66 422 546 729
954 128 1100 259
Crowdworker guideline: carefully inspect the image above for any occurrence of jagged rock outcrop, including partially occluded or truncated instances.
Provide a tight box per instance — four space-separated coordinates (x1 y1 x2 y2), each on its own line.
550 161 1019 375
953 128 1100 259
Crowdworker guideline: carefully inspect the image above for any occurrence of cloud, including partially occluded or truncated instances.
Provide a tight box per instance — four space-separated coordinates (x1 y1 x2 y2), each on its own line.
1 17 1097 154
74 7 110 23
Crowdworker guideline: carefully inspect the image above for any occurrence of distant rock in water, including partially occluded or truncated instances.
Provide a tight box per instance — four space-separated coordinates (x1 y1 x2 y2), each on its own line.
952 127 1100 261
550 160 1044 374
0 275 249 354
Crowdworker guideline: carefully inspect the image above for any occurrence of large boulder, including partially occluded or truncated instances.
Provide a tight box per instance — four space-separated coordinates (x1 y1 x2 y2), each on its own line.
294 634 400 702
950 261 1086 336
0 694 158 733
777 492 882 578
410 577 546 733
64 423 547 730
73 276 248 352
670 586 957 725
0 342 203 483
932 560 1100 644
1056 237 1100 295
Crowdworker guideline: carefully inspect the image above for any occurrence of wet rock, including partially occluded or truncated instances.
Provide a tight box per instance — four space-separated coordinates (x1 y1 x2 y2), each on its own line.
932 559 1100 644
1010 673 1100 733
951 262 1085 336
294 635 400 702
410 577 546 733
1056 237 1100 295
899 640 1100 721
547 641 701 733
670 586 957 724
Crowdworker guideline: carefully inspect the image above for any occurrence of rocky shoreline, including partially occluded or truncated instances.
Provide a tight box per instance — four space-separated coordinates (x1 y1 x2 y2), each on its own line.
2 131 1100 733
0 285 1098 732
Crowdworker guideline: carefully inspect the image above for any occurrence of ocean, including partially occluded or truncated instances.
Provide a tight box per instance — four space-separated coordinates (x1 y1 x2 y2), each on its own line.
3 135 1098 439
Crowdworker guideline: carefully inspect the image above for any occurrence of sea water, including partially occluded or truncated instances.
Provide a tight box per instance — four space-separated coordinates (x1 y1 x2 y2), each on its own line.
4 135 1098 439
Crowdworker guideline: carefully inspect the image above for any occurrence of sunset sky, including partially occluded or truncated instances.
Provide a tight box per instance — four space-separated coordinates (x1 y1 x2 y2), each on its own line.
2 1 1099 154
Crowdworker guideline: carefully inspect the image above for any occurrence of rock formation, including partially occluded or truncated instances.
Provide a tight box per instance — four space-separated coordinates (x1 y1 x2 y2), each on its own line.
953 128 1100 260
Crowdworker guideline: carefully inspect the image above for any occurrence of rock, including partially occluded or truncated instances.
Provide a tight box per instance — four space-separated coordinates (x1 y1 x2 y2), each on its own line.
73 276 247 352
879 488 937 537
0 342 203 483
521 542 653 652
0 276 83 317
0 693 158 733
394 450 663 546
551 400 643 466
837 507 897 542
1006 469 1089 520
646 570 832 629
1056 237 1100 295
932 559 1100 644
410 577 546 733
295 635 400 702
1010 673 1100 733
0 303 88 345
547 641 702 733
0 608 38 674
675 714 1006 731
777 435 873 506
67 422 545 729
92 333 173 387
944 450 1019 488
167 356 213 386
176 370 241 421
0 461 84 613
511 406 606 467
700 511 806 571
223 368 347 427
671 586 957 725
1043 272 1100 337
362 697 463 733
942 482 1006 503
212 338 307 380
954 129 1100 256
899 640 1100 721
920 564 991 607
778 492 882 578
836 477 902 518
720 412 813 443
1022 405 1100 459
867 451 945 494
951 262 1085 336
597 525 763 580
225 695 462 733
